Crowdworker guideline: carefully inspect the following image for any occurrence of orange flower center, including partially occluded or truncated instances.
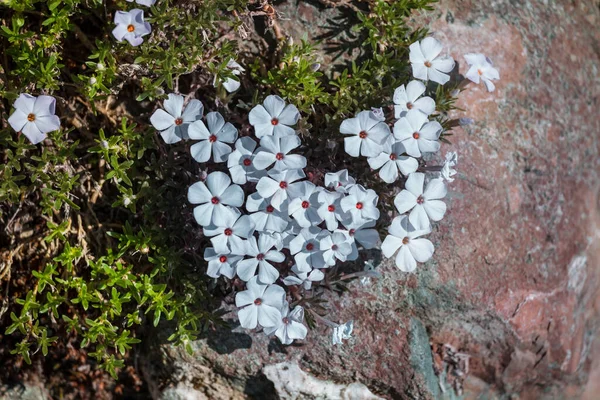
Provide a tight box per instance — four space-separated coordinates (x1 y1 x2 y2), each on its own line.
412 132 420 139
424 61 432 68
478 69 483 76
174 118 183 126
402 237 409 245
359 130 367 139
406 102 413 110
275 152 284 160
271 118 279 126
127 24 135 32
27 113 36 122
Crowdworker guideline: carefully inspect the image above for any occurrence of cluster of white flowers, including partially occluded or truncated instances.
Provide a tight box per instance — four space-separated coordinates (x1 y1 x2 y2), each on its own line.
151 94 382 344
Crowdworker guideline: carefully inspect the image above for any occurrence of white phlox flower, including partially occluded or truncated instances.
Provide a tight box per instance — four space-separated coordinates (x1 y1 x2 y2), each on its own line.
204 247 242 279
112 9 151 47
8 94 60 144
441 151 458 182
394 172 447 230
256 168 305 211
253 134 307 171
370 107 386 121
126 0 156 6
287 181 324 228
332 320 354 345
339 184 380 222
381 215 434 272
320 231 353 266
249 95 300 138
227 137 265 185
237 234 285 284
282 265 325 290
393 109 442 158
340 110 391 157
409 37 455 85
464 53 500 92
288 227 328 272
263 302 308 345
393 80 436 118
246 193 290 233
189 111 238 163
324 169 356 194
203 210 255 255
317 189 345 231
188 171 244 226
215 59 245 93
235 276 286 329
338 218 380 250
367 141 418 184
150 93 203 144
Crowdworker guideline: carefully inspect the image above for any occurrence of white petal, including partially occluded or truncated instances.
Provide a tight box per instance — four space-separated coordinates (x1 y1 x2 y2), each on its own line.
258 262 279 284
150 109 175 131
34 115 60 134
193 203 214 226
344 136 362 157
405 172 424 196
367 153 389 170
206 171 231 197
420 121 442 140
431 56 455 73
181 99 203 122
379 161 398 183
409 41 425 63
33 95 56 116
188 181 211 204
188 120 210 140
409 205 430 231
405 80 426 102
263 95 286 118
396 245 417 272
22 122 45 144
164 94 184 118
190 141 212 163
418 138 440 154
412 63 428 81
423 178 447 200
212 141 233 163
420 37 443 61
339 117 360 135
258 305 281 328
423 199 446 222
14 93 36 114
7 110 28 132
220 184 244 207
238 305 258 329
278 104 300 125
254 123 275 138
249 105 272 125
256 177 280 198
253 151 276 170
354 229 379 249
381 235 403 258
407 238 434 263
160 126 181 144
427 68 451 85
412 97 436 115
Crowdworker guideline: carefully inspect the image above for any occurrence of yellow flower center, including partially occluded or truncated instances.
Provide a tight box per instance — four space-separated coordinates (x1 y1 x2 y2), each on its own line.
127 24 135 32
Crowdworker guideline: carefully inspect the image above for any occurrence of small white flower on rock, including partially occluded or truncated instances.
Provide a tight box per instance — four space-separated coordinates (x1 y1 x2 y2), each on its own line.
188 171 244 227
188 112 237 163
237 235 285 284
464 53 500 92
253 135 306 171
393 109 442 158
441 151 458 182
394 172 447 230
367 141 418 184
235 276 286 329
320 231 353 265
340 184 380 223
249 95 300 138
409 37 455 85
150 93 203 144
340 110 390 157
8 94 60 144
112 9 151 47
393 80 436 118
263 302 308 345
381 215 434 272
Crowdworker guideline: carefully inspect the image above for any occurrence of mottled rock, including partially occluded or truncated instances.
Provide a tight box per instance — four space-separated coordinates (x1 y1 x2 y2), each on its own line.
142 0 600 398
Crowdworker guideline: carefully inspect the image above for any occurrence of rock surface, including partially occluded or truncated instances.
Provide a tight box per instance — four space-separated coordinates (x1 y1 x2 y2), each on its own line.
141 0 600 399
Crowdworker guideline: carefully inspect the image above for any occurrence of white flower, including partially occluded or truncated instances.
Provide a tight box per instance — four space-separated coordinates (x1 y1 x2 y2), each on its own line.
320 231 353 265
204 247 242 279
332 320 353 345
441 151 458 182
264 302 308 345
317 189 345 231
7 94 60 144
393 109 442 158
283 266 325 289
324 169 356 193
381 216 434 272
227 137 265 185
215 59 245 93
338 218 380 250
339 184 380 223
287 181 324 228
367 141 418 184
249 95 300 138
340 111 391 157
150 94 203 144
235 276 286 329
188 112 237 163
394 172 447 230
188 171 244 227
253 135 306 171
203 210 254 254
464 53 500 92
246 193 290 233
409 37 455 85
126 0 156 6
237 235 285 284
112 9 151 47
289 227 328 271
393 80 436 118
256 168 305 211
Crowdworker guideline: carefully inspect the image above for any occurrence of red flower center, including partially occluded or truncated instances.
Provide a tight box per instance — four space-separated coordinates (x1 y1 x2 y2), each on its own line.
328 204 335 212
211 197 219 204
275 152 284 160
349 229 356 236
356 202 363 209
331 244 338 251
306 243 314 251
279 181 288 189
174 118 183 126
243 158 252 166
257 253 265 261
402 237 410 245
359 130 367 139
271 118 279 126
224 228 233 236
266 205 275 213
416 195 425 205
424 61 432 68
412 132 420 139
209 135 217 143
254 298 262 305
301 200 310 209
219 255 227 263
389 153 397 160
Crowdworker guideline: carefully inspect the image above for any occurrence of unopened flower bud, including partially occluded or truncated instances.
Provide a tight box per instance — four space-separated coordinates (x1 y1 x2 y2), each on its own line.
96 63 105 71
310 63 321 72
89 77 97 85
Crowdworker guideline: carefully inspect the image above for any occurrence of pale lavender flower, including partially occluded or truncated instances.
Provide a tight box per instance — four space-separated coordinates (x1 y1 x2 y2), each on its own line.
112 9 151 47
150 94 203 144
381 216 434 272
409 37 455 85
8 94 60 144
393 109 442 158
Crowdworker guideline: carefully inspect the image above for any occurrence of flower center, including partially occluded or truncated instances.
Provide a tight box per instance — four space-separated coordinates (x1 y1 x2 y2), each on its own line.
478 69 483 76
301 201 310 209
359 130 367 139
412 132 420 139
402 237 409 245
127 24 135 32
406 102 413 110
282 317 289 324
254 298 262 305
209 135 217 143
306 243 314 251
349 229 356 236
356 202 363 210
27 113 36 122
219 255 227 263
271 118 279 126
275 152 284 160
416 195 425 205
174 118 183 126
327 204 335 212
331 244 338 251
211 196 219 204
224 228 233 236
389 153 397 160
257 253 265 261
243 158 252 166
279 181 288 189
424 60 432 68
266 205 275 213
